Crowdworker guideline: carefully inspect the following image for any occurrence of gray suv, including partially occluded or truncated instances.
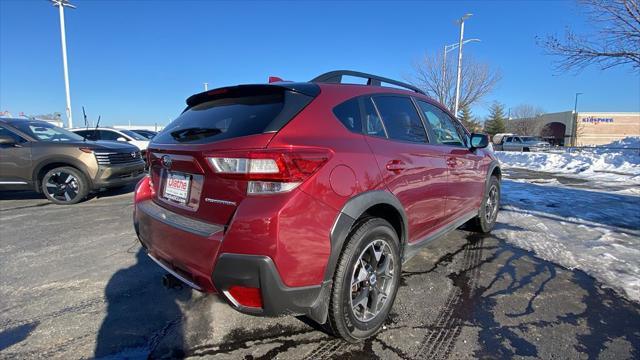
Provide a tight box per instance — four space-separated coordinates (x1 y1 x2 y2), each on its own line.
0 118 145 204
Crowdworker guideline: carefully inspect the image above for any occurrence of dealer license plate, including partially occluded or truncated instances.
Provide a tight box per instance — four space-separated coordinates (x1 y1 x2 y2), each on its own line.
163 172 191 204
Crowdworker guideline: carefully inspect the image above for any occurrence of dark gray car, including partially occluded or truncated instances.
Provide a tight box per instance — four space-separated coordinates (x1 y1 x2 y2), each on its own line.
0 118 145 204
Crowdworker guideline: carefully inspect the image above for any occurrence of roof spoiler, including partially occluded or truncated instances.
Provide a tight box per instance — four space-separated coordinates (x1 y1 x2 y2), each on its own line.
185 83 320 108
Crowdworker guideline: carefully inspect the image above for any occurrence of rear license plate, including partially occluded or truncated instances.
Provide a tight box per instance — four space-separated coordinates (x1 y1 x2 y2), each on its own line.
163 172 191 204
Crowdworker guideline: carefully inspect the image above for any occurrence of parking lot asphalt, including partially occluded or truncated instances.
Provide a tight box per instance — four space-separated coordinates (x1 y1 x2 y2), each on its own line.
1 175 639 359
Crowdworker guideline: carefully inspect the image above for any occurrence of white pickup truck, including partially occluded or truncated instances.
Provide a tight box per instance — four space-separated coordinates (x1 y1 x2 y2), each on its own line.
493 134 551 152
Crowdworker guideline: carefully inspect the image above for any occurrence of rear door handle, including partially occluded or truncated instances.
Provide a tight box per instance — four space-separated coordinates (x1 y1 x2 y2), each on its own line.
386 160 408 172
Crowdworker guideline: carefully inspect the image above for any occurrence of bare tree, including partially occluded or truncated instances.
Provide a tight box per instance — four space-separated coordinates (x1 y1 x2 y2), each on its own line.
510 104 546 119
408 52 502 114
539 0 640 71
506 104 546 135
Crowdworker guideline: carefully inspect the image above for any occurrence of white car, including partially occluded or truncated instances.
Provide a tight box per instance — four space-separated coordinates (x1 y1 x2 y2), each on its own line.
71 127 150 152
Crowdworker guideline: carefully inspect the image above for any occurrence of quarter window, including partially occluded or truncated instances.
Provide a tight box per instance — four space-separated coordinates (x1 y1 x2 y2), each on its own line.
416 101 465 147
372 96 427 143
333 98 361 132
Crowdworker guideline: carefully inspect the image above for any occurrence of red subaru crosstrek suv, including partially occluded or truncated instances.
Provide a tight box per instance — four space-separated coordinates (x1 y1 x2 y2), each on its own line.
133 70 500 342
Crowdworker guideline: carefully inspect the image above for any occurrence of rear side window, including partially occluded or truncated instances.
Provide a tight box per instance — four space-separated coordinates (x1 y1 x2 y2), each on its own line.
0 126 26 143
363 98 386 137
333 98 361 132
372 96 428 143
74 130 99 141
154 92 285 144
99 130 122 141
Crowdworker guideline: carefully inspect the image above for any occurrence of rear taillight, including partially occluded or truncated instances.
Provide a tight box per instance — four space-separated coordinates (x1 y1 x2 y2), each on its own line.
207 148 331 195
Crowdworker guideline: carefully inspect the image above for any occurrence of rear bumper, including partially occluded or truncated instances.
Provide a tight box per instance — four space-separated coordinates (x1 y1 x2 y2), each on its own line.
212 253 331 322
132 175 334 323
135 199 223 292
134 201 331 322
93 162 146 189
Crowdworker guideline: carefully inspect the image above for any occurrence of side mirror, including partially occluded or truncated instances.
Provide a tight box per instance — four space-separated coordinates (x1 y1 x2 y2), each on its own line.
0 135 17 146
470 133 489 149
116 137 128 142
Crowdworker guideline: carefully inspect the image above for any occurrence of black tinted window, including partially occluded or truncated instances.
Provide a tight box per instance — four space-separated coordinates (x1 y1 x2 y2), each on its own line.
333 98 361 132
416 101 465 147
98 130 122 141
154 93 284 144
372 96 427 143
0 125 26 143
74 130 99 141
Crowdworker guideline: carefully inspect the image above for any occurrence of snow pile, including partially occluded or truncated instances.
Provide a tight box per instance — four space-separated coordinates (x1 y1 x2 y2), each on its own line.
495 136 640 179
496 180 640 303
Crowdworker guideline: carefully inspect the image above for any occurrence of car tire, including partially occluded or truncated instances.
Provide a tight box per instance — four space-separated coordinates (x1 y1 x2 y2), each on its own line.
467 176 500 233
41 166 89 205
326 217 401 342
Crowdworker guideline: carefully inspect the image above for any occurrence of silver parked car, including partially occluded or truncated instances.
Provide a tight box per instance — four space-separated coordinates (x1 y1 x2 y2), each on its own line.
500 136 550 152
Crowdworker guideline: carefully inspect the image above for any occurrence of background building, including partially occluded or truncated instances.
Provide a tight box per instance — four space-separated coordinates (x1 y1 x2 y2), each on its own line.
506 111 640 146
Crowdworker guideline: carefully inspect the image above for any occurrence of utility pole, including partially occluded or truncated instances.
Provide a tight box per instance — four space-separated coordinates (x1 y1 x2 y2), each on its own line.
454 13 473 118
51 0 76 128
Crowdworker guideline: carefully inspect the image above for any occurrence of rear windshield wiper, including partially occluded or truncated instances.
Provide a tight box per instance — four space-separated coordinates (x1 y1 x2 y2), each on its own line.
170 127 222 142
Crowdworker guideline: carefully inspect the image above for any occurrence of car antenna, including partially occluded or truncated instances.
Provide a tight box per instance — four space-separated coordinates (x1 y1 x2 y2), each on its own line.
81 106 89 141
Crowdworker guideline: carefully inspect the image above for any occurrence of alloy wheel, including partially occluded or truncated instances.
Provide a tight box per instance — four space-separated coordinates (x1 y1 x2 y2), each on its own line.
485 185 499 223
350 239 396 322
45 172 80 202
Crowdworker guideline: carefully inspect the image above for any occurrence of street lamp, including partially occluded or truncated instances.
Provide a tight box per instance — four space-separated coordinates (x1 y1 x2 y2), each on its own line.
572 92 583 146
50 0 75 128
442 38 480 98
574 92 583 114
453 13 473 117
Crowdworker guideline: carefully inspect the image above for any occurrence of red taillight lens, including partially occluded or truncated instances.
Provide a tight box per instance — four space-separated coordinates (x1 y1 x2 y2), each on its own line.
227 286 263 308
207 148 331 194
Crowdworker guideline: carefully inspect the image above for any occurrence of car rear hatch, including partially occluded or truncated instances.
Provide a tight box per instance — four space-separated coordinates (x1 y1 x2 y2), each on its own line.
147 83 320 227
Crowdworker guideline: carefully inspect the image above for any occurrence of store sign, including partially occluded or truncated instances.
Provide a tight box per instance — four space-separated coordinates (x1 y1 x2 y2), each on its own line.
582 116 614 124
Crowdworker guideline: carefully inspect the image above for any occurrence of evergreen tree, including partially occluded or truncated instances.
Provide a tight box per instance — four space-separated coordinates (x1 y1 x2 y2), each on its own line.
458 104 482 132
484 102 507 136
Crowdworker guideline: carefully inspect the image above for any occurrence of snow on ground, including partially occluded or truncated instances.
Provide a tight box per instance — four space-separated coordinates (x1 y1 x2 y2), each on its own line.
495 179 640 303
495 137 640 185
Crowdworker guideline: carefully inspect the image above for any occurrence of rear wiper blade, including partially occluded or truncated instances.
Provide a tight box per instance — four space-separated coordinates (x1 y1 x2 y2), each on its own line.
170 127 222 140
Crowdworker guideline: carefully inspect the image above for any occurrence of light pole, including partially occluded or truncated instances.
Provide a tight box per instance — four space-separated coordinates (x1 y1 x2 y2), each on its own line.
453 13 473 117
51 0 75 128
442 38 480 103
573 92 583 114
572 92 583 147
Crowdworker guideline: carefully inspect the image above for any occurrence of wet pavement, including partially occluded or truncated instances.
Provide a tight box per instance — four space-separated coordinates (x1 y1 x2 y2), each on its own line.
1 175 639 359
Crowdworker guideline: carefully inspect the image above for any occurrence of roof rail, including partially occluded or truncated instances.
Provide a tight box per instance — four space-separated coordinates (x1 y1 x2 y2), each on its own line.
311 70 425 95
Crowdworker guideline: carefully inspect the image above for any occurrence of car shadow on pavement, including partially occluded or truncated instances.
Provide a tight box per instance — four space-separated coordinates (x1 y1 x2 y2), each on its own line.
94 248 191 359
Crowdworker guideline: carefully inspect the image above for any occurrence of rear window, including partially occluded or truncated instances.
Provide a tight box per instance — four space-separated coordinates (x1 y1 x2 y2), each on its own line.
154 92 285 144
